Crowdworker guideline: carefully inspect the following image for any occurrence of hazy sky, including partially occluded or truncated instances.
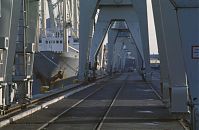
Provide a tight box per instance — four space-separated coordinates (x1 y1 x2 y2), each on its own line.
147 0 158 54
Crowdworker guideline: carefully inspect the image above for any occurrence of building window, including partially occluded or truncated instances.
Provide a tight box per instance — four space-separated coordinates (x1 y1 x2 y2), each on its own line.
60 40 62 43
56 40 59 44
74 38 79 43
46 40 48 44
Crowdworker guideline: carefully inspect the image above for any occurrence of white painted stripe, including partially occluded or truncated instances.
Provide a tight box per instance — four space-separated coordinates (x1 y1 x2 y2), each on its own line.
96 75 128 130
0 83 96 128
148 83 162 100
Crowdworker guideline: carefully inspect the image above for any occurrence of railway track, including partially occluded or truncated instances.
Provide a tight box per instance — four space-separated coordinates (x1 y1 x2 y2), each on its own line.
0 82 88 118
37 75 129 130
36 73 188 130
94 80 127 130
0 72 188 130
0 75 112 128
0 74 110 117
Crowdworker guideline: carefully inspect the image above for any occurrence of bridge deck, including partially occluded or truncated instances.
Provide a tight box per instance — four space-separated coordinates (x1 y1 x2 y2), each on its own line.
1 72 185 130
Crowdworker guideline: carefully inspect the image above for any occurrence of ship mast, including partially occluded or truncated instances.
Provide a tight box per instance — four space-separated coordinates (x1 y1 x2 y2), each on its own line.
47 0 56 32
41 0 46 37
63 0 69 52
72 0 79 37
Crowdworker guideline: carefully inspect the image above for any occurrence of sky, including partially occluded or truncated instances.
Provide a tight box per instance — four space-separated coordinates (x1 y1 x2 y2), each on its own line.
147 0 158 54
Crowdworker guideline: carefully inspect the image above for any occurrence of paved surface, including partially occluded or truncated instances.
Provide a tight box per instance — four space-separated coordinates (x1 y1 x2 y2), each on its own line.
1 72 185 130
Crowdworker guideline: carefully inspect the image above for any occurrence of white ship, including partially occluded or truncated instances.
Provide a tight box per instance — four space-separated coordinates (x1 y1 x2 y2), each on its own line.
33 0 79 94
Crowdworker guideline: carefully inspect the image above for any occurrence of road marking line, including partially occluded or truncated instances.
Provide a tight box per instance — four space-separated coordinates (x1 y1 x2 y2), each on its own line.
0 83 96 128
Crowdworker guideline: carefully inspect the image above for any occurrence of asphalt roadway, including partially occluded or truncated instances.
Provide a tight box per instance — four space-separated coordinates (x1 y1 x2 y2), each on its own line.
1 72 185 130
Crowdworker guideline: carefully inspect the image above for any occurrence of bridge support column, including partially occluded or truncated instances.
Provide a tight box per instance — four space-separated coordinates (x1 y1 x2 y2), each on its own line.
151 0 170 104
112 38 122 73
78 0 98 81
175 3 199 129
107 29 118 75
25 0 40 99
98 43 105 75
152 0 188 112
89 11 111 71
132 0 151 81
0 0 22 111
0 0 1 18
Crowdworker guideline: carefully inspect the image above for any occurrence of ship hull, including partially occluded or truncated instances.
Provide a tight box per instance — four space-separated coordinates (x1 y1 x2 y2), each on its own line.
33 51 79 95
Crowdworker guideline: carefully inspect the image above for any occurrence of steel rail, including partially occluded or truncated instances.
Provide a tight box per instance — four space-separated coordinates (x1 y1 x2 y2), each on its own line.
37 82 106 130
94 75 128 130
1 83 84 117
1 74 108 118
37 74 122 130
